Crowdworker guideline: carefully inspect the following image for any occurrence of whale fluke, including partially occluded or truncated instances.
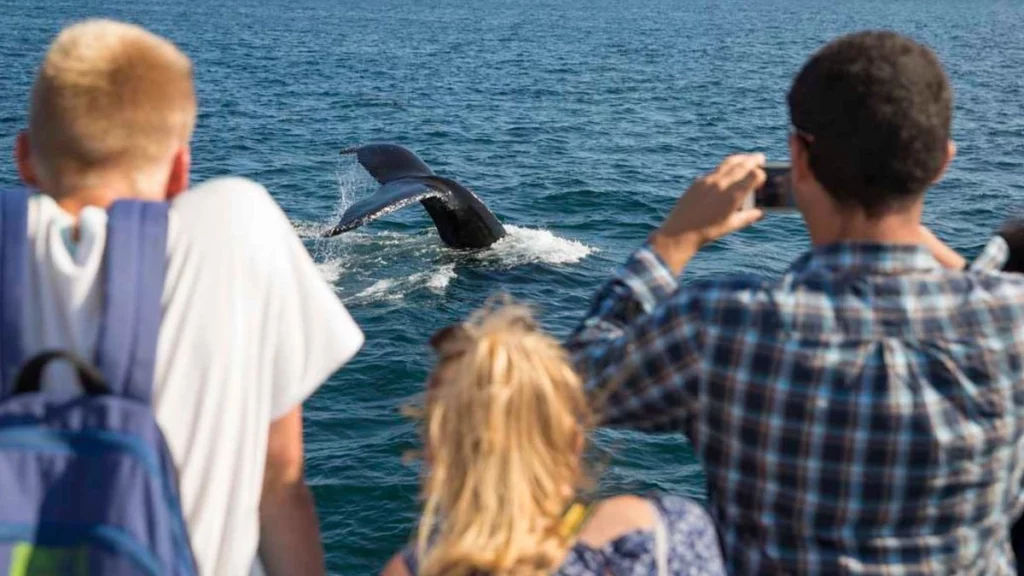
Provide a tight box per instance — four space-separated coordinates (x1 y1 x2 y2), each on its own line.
325 144 506 249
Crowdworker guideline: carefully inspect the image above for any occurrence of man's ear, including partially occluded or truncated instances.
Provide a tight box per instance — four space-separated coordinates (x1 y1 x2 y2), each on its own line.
789 133 811 185
15 131 40 188
932 140 957 184
165 145 191 200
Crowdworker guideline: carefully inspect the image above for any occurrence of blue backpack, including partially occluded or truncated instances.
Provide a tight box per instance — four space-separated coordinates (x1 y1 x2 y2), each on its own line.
0 189 198 575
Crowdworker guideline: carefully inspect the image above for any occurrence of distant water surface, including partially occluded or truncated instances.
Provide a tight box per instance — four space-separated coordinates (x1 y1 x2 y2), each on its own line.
2 0 1024 573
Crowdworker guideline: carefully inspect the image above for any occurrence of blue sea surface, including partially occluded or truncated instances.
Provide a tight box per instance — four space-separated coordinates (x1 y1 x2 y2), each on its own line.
2 0 1024 573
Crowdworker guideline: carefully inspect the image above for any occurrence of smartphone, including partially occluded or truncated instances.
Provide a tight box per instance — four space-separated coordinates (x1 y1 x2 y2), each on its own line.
743 164 796 211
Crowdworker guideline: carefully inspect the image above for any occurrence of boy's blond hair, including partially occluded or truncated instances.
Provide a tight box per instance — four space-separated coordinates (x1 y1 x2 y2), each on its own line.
29 19 196 190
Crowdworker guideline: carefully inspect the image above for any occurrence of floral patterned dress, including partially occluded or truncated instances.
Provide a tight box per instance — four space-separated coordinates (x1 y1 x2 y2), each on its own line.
401 494 727 576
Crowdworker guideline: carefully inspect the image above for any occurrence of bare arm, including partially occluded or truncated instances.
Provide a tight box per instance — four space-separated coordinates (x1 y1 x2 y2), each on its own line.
381 553 412 576
258 407 325 576
567 154 765 431
919 225 966 270
648 154 766 276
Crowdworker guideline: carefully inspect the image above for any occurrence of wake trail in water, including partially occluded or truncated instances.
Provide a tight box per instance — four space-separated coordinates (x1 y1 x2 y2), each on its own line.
347 264 457 304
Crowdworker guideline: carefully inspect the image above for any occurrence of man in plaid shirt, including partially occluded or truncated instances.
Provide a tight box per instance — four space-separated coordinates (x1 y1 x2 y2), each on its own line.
568 31 1024 574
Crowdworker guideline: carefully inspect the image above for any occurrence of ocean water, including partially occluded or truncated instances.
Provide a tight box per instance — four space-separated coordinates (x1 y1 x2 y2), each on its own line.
2 0 1024 573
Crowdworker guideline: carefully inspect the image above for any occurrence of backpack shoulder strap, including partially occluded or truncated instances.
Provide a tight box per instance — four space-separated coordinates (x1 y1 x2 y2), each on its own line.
0 189 30 398
94 199 168 403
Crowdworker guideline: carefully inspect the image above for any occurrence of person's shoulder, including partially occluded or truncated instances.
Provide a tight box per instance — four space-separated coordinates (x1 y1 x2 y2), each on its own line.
380 551 412 576
967 270 1024 319
687 273 770 294
592 494 654 523
172 176 282 227
670 274 774 318
576 495 654 548
169 177 295 253
649 494 726 574
649 493 715 528
578 494 719 546
974 269 1024 286
959 268 1024 299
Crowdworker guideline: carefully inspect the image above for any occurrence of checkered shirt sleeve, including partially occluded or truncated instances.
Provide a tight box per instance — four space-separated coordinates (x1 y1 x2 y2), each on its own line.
970 235 1009 272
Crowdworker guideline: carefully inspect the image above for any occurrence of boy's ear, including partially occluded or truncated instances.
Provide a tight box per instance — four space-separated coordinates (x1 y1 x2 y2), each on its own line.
15 131 40 188
165 145 190 200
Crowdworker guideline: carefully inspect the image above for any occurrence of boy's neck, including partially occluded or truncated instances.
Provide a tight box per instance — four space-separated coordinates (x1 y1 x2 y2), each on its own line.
54 192 117 218
43 180 140 243
46 179 140 218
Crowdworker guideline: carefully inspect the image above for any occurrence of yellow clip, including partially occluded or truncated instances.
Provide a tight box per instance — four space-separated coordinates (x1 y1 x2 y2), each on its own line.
557 502 590 540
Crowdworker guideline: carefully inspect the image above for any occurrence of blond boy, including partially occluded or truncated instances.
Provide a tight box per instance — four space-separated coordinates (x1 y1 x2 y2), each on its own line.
15 20 363 576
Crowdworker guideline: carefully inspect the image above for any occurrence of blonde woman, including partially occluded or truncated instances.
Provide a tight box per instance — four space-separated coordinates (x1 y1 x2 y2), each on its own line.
382 303 726 576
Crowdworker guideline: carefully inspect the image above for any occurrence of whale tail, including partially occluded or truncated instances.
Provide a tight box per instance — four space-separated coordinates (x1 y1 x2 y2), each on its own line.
340 143 434 183
322 178 448 237
326 144 506 249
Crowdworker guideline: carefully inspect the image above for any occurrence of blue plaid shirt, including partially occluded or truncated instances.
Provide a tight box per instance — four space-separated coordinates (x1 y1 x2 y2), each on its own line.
568 242 1024 575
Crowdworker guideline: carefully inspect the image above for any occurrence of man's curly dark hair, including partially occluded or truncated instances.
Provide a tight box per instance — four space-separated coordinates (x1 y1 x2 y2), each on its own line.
788 31 953 216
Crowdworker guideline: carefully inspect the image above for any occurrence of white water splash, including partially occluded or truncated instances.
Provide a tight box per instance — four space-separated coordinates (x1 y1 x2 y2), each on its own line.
292 220 328 239
295 159 383 284
424 264 457 292
315 258 345 284
333 157 377 218
478 225 593 267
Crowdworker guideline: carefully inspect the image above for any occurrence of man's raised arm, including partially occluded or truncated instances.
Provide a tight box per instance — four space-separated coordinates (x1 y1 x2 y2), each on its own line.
567 154 766 431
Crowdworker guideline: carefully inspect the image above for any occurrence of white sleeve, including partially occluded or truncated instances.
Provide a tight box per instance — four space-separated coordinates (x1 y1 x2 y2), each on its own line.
173 177 365 421
266 210 365 419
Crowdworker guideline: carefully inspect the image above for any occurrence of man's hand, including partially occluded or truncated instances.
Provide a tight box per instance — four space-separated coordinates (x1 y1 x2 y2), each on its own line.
649 154 767 275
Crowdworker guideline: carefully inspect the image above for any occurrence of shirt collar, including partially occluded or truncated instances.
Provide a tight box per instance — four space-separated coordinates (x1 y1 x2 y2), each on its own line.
788 242 943 276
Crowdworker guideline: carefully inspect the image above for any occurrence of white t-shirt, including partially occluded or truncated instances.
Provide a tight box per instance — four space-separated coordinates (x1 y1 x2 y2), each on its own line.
20 177 364 576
